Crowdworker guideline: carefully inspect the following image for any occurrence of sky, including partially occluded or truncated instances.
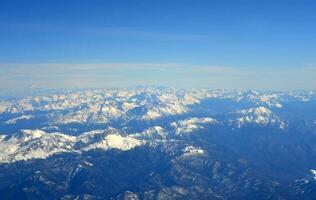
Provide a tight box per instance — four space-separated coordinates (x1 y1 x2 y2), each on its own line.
1 0 316 95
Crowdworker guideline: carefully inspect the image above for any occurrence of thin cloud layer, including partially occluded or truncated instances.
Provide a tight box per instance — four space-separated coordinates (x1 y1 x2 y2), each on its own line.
0 63 315 96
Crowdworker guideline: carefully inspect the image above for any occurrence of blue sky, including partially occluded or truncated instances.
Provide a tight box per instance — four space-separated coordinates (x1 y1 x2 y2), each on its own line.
1 0 316 95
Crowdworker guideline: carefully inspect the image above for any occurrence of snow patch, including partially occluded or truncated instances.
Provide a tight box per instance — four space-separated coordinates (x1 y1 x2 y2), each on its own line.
182 146 205 156
83 134 143 151
171 117 217 135
5 115 34 124
310 170 316 180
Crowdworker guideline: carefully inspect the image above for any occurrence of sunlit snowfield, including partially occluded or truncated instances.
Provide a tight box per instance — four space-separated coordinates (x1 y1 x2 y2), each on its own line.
0 88 316 199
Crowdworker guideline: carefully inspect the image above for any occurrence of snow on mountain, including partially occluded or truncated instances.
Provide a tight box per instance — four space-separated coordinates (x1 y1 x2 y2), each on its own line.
1 88 315 164
294 169 316 187
0 88 204 125
0 128 144 163
76 128 144 151
52 109 93 124
182 93 201 105
0 120 213 163
1 88 315 128
182 145 205 157
20 129 46 139
12 133 77 162
75 129 109 145
240 106 272 116
236 91 283 108
0 88 243 126
289 91 316 102
136 92 190 120
171 117 217 135
311 170 316 180
132 126 168 140
0 135 7 142
0 130 76 163
82 134 143 151
5 115 34 124
0 101 13 113
229 106 285 128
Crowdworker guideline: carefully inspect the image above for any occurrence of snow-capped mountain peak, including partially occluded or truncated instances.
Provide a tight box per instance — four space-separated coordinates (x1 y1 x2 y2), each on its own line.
230 106 285 128
0 128 144 163
239 106 272 116
171 117 217 135
20 129 46 140
182 145 205 156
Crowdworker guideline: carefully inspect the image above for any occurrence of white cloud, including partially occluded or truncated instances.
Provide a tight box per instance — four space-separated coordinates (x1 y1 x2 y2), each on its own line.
190 65 316 90
0 62 315 96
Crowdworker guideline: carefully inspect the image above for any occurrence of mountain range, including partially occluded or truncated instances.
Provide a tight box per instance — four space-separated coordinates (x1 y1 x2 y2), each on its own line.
0 88 316 199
